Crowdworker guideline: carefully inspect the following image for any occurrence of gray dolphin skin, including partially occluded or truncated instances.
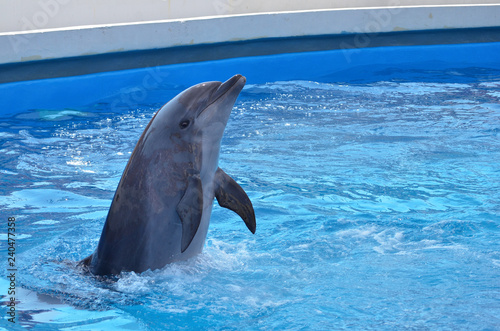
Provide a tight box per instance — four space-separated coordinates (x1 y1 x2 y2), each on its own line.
81 74 256 276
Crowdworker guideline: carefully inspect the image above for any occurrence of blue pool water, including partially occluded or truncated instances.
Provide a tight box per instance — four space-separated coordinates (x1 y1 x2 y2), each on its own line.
1 44 500 330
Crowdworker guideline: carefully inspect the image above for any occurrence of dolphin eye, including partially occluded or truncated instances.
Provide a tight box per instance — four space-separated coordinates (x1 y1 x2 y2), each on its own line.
179 120 190 129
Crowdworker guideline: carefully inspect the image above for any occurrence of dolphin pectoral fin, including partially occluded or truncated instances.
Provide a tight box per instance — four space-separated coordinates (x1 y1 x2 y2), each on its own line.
176 175 204 252
214 168 256 234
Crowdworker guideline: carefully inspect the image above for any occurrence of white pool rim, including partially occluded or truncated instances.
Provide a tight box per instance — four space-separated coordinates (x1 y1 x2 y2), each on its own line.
1 1 500 66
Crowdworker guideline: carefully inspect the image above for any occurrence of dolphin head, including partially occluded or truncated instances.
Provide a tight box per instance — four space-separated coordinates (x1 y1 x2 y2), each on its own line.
143 74 246 176
175 74 246 141
153 74 245 135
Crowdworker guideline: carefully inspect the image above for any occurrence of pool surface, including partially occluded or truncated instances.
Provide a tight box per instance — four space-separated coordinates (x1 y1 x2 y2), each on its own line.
1 43 500 330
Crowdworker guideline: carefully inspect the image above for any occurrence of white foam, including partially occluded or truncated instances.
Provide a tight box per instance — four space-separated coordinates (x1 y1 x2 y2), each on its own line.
115 272 152 294
336 226 377 239
33 220 60 225
66 158 91 166
373 229 405 254
0 233 32 240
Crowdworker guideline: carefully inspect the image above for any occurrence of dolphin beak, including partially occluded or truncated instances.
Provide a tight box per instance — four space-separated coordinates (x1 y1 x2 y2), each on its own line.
197 74 246 118
211 74 246 103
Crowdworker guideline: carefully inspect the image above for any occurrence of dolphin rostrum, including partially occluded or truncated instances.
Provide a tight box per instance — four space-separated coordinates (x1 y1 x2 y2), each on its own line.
81 74 255 275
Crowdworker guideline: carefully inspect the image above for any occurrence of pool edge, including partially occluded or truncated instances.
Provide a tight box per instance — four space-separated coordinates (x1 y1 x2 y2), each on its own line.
1 27 500 85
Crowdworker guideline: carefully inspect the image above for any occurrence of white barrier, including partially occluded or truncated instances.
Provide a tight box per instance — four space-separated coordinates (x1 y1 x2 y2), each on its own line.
0 1 499 66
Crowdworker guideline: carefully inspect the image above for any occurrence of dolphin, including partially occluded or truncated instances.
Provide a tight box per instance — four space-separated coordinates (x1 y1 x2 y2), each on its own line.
80 74 255 276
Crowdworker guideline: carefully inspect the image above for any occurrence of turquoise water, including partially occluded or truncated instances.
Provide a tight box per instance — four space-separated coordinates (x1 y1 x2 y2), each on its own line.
1 52 500 329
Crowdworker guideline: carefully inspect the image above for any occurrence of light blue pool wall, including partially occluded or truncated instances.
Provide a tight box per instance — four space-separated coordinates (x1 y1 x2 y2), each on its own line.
1 41 500 115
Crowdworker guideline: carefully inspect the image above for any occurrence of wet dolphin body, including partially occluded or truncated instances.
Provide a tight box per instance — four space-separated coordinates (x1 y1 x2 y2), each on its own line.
81 74 255 276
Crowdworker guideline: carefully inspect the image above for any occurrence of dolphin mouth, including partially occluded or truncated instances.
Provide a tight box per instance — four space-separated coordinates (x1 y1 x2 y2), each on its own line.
197 74 246 118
